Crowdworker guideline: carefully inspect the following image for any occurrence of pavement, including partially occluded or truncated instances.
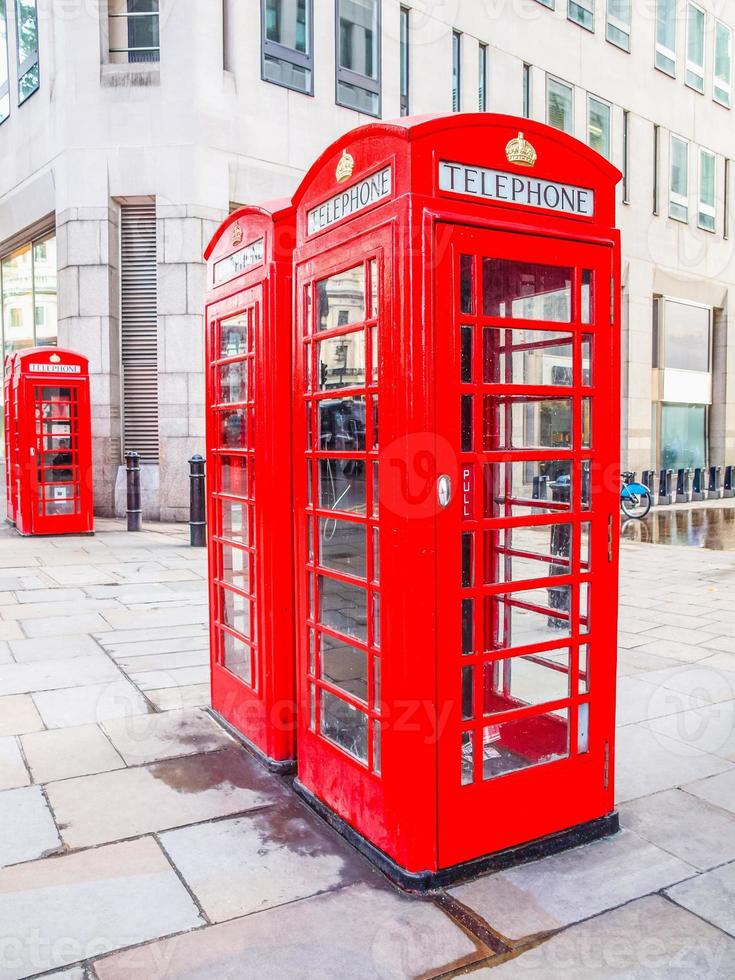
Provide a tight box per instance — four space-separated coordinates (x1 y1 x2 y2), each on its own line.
0 514 734 978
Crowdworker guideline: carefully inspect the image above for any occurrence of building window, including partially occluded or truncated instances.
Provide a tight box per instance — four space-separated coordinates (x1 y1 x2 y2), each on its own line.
606 0 631 51
15 0 39 101
336 0 380 116
568 0 594 32
669 135 689 222
262 0 313 95
661 404 707 470
622 109 630 203
0 232 57 357
546 76 573 134
698 148 716 232
523 63 532 117
587 96 611 159
0 0 9 123
109 0 160 64
686 2 705 93
653 124 660 214
399 6 409 115
725 158 730 239
714 20 732 107
536 0 554 8
478 42 487 111
655 0 677 76
452 31 461 111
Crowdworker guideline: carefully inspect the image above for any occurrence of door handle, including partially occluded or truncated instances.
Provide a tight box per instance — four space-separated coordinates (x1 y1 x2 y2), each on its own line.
437 474 452 508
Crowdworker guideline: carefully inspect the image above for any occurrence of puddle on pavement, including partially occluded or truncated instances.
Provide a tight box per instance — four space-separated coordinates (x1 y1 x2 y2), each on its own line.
621 505 735 550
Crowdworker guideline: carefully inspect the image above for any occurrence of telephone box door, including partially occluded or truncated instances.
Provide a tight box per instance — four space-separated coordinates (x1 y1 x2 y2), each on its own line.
436 224 618 867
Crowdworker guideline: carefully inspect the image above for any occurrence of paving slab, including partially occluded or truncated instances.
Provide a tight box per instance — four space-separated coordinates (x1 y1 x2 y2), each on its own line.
128 665 210 691
0 599 121 621
666 861 735 938
93 880 480 980
644 700 735 760
9 634 103 663
472 895 735 979
102 635 209 658
0 621 23 642
0 737 29 790
634 661 735 708
683 768 735 814
145 683 211 712
0 695 43 736
45 746 288 848
0 656 122 697
21 613 113 639
32 680 152 728
13 588 87 604
102 709 233 766
0 837 203 980
449 829 694 942
0 785 61 868
615 723 732 803
95 624 208 646
620 788 735 871
21 724 125 783
115 649 208 672
615 675 710 727
0 643 12 665
160 799 371 922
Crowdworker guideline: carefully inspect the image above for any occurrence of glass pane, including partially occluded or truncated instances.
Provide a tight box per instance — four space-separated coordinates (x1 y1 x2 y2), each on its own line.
318 517 366 578
221 587 253 640
461 395 473 452
318 575 367 642
579 643 590 693
318 457 366 514
488 397 573 451
221 544 250 594
483 259 572 321
462 666 474 720
483 328 574 385
489 523 572 583
582 397 592 448
661 404 706 472
0 3 8 124
218 362 247 404
339 0 378 78
657 0 676 53
461 325 473 382
2 245 34 352
321 632 367 702
32 235 58 345
670 138 689 199
220 456 247 496
462 598 474 654
578 702 590 753
587 97 611 159
220 314 249 357
582 334 593 384
317 331 366 390
219 410 247 449
581 271 593 325
580 583 590 634
317 265 366 331
263 52 311 92
489 586 571 651
482 708 569 779
321 689 368 762
222 630 252 684
371 526 380 583
483 649 570 713
581 521 591 570
486 459 573 517
221 498 247 543
547 77 573 133
15 0 38 101
461 731 474 785
663 299 709 372
373 719 381 773
462 532 473 587
266 0 309 52
318 395 365 452
460 255 474 313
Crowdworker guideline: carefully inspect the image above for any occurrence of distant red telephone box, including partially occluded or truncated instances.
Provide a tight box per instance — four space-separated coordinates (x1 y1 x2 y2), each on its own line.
204 201 296 767
290 115 621 885
3 352 18 525
9 348 93 536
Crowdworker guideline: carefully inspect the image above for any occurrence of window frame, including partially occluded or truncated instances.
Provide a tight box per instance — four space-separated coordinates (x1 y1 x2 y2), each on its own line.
0 0 10 124
655 0 677 77
587 93 612 160
568 0 594 33
14 0 39 104
669 133 690 223
108 0 161 65
698 147 716 233
478 41 488 111
522 63 532 118
606 0 631 51
546 74 574 135
685 0 706 94
399 5 409 116
622 108 630 203
713 19 732 108
261 0 314 96
335 0 381 117
452 30 461 112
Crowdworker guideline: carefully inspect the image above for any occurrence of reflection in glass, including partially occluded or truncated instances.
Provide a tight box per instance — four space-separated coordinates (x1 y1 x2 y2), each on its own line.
486 459 573 518
318 395 365 452
661 404 706 471
221 499 247 542
2 245 34 352
487 397 572 451
462 665 474 720
222 629 252 684
317 265 365 331
581 270 593 323
483 650 570 714
318 517 366 578
483 328 574 386
317 331 366 390
220 456 247 497
318 457 366 514
220 410 247 448
321 632 367 702
219 314 249 357
221 544 250 594
218 362 247 403
481 708 569 779
490 523 572 583
221 587 252 640
483 259 572 321
15 0 39 102
461 731 474 785
321 689 368 761
318 574 367 641
582 397 592 448
582 334 593 385
489 586 571 650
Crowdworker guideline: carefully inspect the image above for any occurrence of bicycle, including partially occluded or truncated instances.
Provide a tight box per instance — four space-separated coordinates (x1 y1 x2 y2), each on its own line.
620 471 652 519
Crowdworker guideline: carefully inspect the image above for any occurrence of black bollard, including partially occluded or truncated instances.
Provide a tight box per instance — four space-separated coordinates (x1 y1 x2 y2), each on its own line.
189 454 206 547
125 451 142 532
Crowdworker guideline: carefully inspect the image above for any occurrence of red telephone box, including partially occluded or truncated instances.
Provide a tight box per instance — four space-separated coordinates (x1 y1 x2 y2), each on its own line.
291 114 621 885
4 352 18 525
12 348 93 536
204 200 296 768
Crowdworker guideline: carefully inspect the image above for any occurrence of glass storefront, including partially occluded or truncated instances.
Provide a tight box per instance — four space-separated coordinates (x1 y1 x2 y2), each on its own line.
0 231 57 443
661 403 706 471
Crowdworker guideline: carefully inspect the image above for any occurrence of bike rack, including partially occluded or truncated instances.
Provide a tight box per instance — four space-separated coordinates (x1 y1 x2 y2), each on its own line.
642 470 656 502
691 467 704 502
707 465 722 500
724 465 734 499
658 468 673 506
675 468 691 504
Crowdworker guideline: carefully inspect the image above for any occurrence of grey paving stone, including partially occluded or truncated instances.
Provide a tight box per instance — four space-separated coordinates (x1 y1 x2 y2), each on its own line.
449 830 694 942
0 621 23 642
0 837 203 980
21 724 125 783
472 895 735 979
620 788 735 871
32 680 152 729
13 588 86 604
129 665 210 691
633 638 716 664
0 598 117 620
95 624 208 646
115 649 208 672
46 747 288 848
102 708 233 766
21 614 113 639
615 723 732 803
666 861 735 938
103 635 209 658
160 799 370 921
645 700 735 760
0 656 122 697
615 675 710 727
683 768 735 814
145 683 211 712
635 661 735 708
0 785 61 868
0 737 29 790
0 695 44 736
103 607 208 630
93 880 479 980
0 642 12 665
9 634 103 663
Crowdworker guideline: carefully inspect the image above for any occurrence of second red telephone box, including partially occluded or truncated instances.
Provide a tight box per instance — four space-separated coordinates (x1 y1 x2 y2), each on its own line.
4 352 18 525
12 348 93 536
291 114 621 886
204 201 296 768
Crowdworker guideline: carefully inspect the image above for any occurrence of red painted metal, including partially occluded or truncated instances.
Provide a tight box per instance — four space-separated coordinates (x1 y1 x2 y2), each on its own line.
203 201 297 765
4 352 18 525
291 114 621 875
11 348 93 536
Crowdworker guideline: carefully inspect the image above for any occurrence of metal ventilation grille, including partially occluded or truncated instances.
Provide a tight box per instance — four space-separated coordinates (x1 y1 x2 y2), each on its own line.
120 203 159 462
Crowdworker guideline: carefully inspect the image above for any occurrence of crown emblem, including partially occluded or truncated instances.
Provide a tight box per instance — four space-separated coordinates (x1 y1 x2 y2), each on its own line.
231 222 243 246
505 132 537 168
336 149 355 183
50 353 61 362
